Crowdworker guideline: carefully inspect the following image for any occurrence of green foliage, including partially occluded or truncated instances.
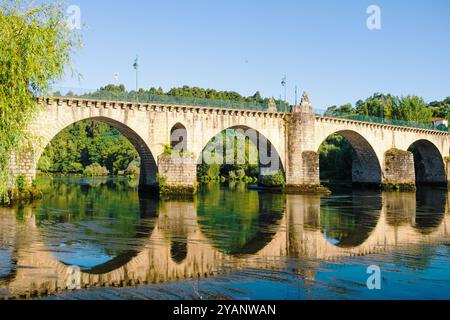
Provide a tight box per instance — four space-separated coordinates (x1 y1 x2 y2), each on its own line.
15 174 27 192
259 171 285 187
393 96 432 124
38 120 139 175
156 174 169 196
228 171 237 181
325 93 436 125
0 0 80 203
61 84 289 111
124 159 140 176
319 135 353 181
199 129 260 183
84 163 109 177
325 103 356 117
355 93 398 119
429 97 450 120
163 144 173 156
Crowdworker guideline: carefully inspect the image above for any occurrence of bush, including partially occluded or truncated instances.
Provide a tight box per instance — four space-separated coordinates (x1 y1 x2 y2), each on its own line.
228 171 237 181
207 163 221 178
236 169 246 178
259 171 285 187
15 174 27 192
84 163 109 177
246 165 259 178
124 160 140 176
62 162 84 174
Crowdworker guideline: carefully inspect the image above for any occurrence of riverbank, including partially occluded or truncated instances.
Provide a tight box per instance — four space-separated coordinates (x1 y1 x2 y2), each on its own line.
2 185 42 206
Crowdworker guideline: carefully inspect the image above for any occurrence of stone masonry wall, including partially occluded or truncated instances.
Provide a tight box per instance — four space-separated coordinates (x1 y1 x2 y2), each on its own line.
9 151 35 187
383 149 416 186
158 154 197 195
301 151 320 185
286 94 320 187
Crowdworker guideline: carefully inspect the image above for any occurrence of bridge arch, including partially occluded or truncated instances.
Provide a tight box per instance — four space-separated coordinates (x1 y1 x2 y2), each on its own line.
408 139 446 185
34 116 158 188
198 125 286 178
317 130 382 185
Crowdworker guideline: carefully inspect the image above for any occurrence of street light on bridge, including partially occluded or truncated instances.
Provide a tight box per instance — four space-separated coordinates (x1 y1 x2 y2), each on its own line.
133 55 139 101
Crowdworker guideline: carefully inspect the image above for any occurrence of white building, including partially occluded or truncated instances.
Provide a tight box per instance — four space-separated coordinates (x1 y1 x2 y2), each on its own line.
433 118 449 128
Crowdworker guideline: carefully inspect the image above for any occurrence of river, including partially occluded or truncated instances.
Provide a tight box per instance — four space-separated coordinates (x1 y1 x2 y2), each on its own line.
0 176 449 300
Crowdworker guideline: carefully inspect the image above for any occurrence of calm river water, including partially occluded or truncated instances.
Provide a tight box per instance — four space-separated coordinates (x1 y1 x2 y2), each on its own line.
0 176 449 300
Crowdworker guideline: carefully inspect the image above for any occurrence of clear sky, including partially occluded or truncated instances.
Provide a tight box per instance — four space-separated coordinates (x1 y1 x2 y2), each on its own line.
58 0 450 111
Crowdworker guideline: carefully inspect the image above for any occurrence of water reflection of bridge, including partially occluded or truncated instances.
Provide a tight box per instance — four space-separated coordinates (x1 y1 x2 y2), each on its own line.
0 191 449 299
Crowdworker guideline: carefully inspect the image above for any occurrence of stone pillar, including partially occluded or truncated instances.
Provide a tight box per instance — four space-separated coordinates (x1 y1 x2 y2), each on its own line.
9 150 36 187
285 92 329 194
383 149 416 191
157 154 197 197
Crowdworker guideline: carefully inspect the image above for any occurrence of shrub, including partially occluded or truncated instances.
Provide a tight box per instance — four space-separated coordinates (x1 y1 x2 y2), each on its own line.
246 165 259 178
207 163 221 178
124 160 140 176
236 169 246 178
259 171 285 187
15 174 27 192
84 163 109 177
163 144 173 156
62 162 84 174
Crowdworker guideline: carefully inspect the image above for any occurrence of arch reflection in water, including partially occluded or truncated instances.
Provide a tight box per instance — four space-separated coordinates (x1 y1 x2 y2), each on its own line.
34 176 158 274
197 182 284 256
0 179 449 300
414 187 446 234
319 190 382 248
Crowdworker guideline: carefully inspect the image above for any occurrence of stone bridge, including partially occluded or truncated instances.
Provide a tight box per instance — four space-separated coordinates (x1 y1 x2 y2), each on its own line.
0 192 449 299
10 93 450 193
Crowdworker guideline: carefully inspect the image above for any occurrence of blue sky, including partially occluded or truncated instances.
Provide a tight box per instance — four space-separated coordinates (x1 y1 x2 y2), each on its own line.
59 0 450 111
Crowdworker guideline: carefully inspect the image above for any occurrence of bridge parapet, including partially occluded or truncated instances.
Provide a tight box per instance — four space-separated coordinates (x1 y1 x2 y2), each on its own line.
315 115 450 136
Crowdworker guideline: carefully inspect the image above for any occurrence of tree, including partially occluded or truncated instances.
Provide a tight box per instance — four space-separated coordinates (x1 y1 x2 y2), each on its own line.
0 0 80 202
393 96 433 124
355 93 398 119
324 103 355 117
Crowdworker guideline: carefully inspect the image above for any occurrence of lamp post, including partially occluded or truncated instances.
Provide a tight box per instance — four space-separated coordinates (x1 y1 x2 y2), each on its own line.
281 75 287 112
295 85 298 106
133 55 139 101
